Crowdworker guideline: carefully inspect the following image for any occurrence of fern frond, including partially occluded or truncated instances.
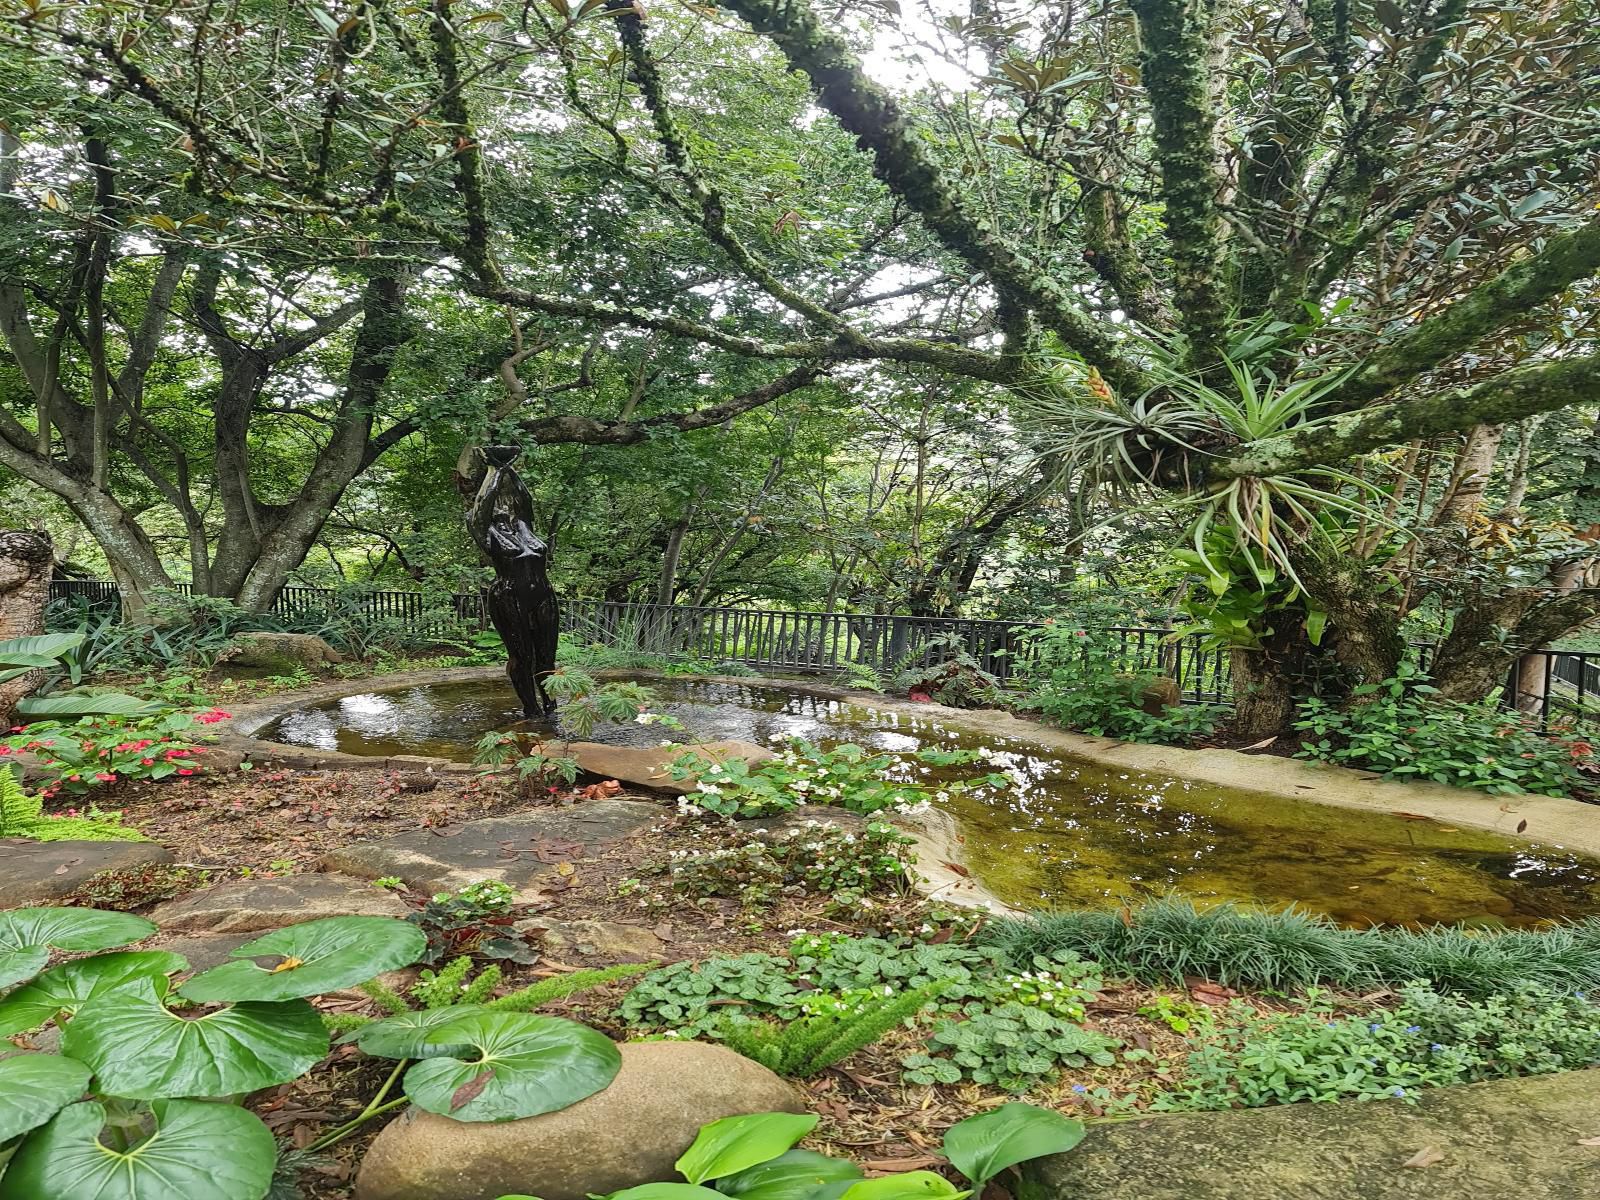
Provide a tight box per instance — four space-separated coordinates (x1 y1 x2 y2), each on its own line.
487 961 654 1011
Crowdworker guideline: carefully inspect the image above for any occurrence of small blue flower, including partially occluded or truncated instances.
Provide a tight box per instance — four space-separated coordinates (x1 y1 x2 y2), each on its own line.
1391 1086 1406 1097
1405 1025 1421 1034
1369 1023 1381 1033
1578 992 1588 1001
1430 1043 1444 1052
1071 1084 1088 1094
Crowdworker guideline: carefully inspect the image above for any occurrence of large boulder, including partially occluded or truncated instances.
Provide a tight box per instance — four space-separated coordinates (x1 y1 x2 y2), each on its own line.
222 632 344 672
355 1040 804 1200
147 872 410 933
0 838 173 907
567 738 774 794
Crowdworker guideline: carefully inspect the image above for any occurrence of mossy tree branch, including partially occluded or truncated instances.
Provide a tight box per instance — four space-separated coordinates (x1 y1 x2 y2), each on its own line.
712 0 1151 395
1128 0 1230 370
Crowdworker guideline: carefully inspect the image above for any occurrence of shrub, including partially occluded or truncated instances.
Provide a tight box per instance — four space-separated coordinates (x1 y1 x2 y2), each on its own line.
982 897 1600 996
0 765 143 842
405 880 541 965
1293 667 1590 796
3 707 221 800
1152 983 1600 1111
889 632 1002 707
1010 620 1216 744
672 739 1000 819
661 820 916 909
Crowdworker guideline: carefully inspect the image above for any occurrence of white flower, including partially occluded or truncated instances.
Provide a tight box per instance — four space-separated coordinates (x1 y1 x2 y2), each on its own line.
634 712 655 724
696 782 722 795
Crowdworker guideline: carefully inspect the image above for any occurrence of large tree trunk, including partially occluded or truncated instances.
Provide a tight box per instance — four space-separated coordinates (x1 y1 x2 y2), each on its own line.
1228 621 1315 739
1432 583 1600 703
0 530 53 725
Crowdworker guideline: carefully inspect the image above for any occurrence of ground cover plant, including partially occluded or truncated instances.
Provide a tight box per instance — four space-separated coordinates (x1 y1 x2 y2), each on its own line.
981 898 1600 996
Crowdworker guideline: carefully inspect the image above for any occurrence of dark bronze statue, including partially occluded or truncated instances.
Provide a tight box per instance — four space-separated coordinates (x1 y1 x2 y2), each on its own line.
466 446 559 719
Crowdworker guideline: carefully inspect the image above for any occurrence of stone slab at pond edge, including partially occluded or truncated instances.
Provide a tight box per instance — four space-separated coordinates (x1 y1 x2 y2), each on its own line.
0 838 173 906
355 1040 804 1200
317 797 662 902
146 872 411 932
1021 1069 1600 1200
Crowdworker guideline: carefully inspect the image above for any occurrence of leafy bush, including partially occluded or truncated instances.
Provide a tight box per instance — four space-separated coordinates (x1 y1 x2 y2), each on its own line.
3 707 222 800
0 765 143 842
890 632 1002 708
620 953 803 1036
983 897 1600 996
0 631 165 720
660 820 915 909
903 1003 1120 1091
404 880 541 965
1293 667 1591 796
1010 620 1216 744
673 739 998 819
1153 983 1600 1111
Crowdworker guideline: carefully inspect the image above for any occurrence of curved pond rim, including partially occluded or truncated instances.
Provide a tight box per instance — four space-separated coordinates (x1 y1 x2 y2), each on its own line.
214 666 1600 862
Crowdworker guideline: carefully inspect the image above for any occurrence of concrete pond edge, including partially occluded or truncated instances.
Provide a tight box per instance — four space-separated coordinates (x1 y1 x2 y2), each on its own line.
204 665 1600 873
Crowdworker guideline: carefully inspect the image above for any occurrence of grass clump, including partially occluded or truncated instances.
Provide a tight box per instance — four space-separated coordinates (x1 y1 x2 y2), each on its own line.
980 897 1600 997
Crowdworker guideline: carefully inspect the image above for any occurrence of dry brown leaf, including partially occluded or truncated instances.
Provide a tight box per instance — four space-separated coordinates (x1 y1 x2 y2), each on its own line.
1401 1146 1445 1169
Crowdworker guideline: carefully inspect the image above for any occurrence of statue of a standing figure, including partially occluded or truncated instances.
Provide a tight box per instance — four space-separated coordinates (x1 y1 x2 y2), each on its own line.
466 446 559 719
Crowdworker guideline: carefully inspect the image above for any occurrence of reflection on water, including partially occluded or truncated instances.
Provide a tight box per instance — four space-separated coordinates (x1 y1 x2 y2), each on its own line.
257 678 1600 929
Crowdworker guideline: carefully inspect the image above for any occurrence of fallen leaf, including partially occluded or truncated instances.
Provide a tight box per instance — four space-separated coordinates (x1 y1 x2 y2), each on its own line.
1391 811 1434 821
1516 819 1528 834
1240 736 1277 751
1577 1136 1600 1146
941 861 970 878
1401 1146 1445 1169
450 1068 495 1112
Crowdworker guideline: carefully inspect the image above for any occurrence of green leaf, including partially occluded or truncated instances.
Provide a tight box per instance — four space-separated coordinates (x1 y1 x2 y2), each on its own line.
837 1173 969 1200
941 1103 1086 1187
61 978 328 1099
609 1187 726 1200
715 1148 863 1200
0 1099 276 1200
0 632 85 662
16 693 165 718
349 1004 492 1059
0 950 187 1035
0 908 156 989
0 1054 92 1143
677 1113 819 1185
402 1012 620 1122
177 916 426 1002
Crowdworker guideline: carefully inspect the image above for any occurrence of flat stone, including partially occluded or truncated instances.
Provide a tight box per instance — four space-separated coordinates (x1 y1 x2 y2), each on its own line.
567 739 774 795
144 931 257 972
355 1040 804 1200
1020 1071 1600 1200
0 839 173 907
146 872 411 933
317 798 661 902
516 917 664 962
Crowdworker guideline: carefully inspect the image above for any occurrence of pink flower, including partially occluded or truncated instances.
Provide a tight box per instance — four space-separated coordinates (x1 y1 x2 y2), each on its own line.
194 709 231 725
176 768 195 777
95 772 117 782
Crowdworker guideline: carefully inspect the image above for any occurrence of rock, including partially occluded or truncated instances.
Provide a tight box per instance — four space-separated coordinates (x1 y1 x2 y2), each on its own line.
567 739 774 795
222 631 344 671
146 872 411 933
317 798 660 902
1020 1071 1600 1200
144 931 257 972
515 917 664 962
355 1040 804 1200
0 838 173 907
1137 675 1182 714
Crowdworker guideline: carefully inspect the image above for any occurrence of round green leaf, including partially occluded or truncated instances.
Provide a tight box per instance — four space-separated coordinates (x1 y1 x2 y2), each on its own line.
0 951 188 1036
0 1054 91 1143
837 1176 969 1200
177 916 427 1002
676 1113 819 1185
349 1004 492 1060
0 908 156 989
715 1149 863 1200
0 1099 275 1200
61 978 329 1099
402 1012 620 1122
940 1103 1085 1187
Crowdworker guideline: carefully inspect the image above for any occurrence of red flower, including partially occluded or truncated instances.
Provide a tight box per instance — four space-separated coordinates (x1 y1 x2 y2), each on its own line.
176 768 195 776
95 772 117 782
194 709 231 725
141 758 155 766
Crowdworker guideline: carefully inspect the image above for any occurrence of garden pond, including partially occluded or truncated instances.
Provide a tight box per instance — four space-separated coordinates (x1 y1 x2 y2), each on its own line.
257 677 1600 929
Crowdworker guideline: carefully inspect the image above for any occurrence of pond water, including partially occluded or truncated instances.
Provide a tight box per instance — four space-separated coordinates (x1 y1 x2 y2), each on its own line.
258 677 1600 928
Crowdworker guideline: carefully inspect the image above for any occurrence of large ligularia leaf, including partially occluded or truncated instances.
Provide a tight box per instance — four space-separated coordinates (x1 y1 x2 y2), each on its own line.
62 978 328 1099
0 1099 276 1200
0 1054 91 1143
403 1011 620 1122
348 1004 492 1060
0 908 156 990
676 1113 819 1185
940 1103 1085 1187
714 1149 863 1200
0 951 187 1035
177 915 427 1002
